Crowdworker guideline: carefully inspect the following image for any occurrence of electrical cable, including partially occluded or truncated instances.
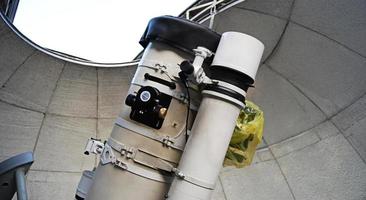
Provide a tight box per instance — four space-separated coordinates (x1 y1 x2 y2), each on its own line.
178 72 191 142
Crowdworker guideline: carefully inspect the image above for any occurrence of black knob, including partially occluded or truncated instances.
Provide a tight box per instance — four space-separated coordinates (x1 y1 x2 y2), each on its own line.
180 60 194 75
125 94 136 107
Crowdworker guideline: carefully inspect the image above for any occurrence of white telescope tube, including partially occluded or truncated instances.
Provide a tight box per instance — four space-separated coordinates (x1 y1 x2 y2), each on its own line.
167 32 264 200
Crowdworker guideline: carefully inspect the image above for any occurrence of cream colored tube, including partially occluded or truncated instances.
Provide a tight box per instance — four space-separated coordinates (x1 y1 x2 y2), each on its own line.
86 42 193 200
167 94 241 200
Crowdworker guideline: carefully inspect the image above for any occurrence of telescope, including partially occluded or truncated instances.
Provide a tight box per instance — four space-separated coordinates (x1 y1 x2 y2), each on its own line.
76 15 264 200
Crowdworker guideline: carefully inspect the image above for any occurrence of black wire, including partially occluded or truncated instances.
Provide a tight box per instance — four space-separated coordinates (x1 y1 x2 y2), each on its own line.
179 72 191 142
184 83 191 142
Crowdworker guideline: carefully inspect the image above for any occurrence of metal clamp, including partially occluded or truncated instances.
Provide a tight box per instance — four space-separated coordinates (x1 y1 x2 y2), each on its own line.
84 138 104 155
100 145 127 170
171 168 216 190
84 138 126 170
114 159 128 170
162 136 175 148
126 147 137 159
100 144 115 165
172 168 185 179
154 63 168 73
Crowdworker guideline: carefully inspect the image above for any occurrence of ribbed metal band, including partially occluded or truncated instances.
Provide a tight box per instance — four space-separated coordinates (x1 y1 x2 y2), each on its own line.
115 117 186 151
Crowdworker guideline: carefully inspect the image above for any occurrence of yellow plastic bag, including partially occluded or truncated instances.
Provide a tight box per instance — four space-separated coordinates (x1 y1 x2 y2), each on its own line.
224 100 264 168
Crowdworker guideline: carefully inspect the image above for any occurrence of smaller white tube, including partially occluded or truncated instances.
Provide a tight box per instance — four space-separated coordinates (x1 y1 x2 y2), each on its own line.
167 32 264 200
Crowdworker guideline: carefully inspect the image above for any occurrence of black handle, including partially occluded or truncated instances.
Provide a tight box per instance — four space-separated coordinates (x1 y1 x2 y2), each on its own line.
144 73 176 89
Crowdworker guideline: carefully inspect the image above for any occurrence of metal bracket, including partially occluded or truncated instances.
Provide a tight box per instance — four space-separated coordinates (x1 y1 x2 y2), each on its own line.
99 144 128 170
84 138 104 156
114 159 128 170
180 46 215 86
125 147 137 159
100 144 115 165
162 136 175 148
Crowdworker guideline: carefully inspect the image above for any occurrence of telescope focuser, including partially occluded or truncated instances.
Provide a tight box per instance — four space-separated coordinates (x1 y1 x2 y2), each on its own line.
125 86 172 129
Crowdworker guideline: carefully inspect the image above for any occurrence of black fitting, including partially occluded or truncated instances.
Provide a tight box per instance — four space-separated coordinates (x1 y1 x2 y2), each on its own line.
179 60 194 75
